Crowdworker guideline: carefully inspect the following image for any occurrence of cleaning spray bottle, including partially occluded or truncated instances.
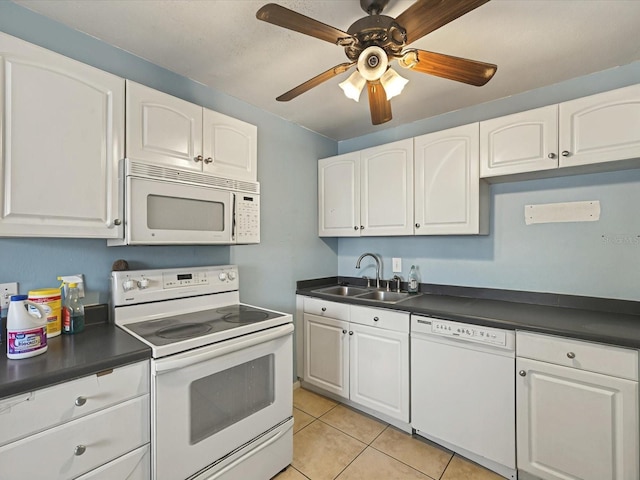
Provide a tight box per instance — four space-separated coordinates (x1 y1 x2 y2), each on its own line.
7 295 48 359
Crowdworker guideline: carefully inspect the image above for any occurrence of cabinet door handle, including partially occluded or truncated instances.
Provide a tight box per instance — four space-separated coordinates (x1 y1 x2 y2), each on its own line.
561 151 570 157
567 352 576 359
194 155 204 163
548 153 556 159
204 157 213 164
415 223 420 228
373 316 379 322
75 396 87 407
342 329 347 334
321 307 326 312
519 370 526 377
74 445 87 456
360 226 365 230
354 226 359 230
349 331 353 335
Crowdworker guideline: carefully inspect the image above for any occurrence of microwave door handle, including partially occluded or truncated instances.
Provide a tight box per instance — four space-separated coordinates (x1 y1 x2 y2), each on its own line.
232 193 236 242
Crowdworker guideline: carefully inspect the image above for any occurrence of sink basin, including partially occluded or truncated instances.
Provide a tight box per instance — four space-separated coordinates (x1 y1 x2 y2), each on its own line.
356 290 417 303
313 286 370 297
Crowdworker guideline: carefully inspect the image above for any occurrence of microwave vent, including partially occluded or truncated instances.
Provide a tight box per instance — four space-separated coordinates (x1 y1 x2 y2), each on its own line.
127 160 260 194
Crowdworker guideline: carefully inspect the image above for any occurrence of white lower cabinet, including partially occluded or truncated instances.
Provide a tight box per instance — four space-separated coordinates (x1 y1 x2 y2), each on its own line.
302 297 409 423
0 361 150 480
516 332 639 480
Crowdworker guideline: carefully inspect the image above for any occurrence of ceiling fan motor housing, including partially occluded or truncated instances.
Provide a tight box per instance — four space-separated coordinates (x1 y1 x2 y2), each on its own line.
345 14 407 61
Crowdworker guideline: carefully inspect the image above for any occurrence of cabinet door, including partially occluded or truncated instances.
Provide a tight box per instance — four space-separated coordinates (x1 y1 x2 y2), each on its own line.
559 84 640 168
303 313 349 399
414 123 487 235
516 357 639 480
360 138 414 236
202 109 257 181
480 105 559 177
126 80 203 170
318 153 360 237
0 32 124 238
349 323 409 422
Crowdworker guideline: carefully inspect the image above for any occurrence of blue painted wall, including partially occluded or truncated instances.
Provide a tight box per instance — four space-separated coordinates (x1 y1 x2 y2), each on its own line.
0 1 338 315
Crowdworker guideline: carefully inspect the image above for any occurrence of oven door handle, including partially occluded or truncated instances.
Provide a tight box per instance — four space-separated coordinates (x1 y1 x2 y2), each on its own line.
153 323 294 374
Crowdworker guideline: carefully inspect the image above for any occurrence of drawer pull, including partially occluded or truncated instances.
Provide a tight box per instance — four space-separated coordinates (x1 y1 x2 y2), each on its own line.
321 307 327 312
373 316 379 322
567 352 576 359
519 370 527 377
74 445 87 456
75 396 87 407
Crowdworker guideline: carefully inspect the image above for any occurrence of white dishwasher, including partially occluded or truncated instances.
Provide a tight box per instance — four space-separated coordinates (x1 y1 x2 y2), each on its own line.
411 314 516 479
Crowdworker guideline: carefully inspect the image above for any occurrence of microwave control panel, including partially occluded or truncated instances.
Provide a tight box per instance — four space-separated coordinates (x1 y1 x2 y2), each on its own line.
236 194 260 244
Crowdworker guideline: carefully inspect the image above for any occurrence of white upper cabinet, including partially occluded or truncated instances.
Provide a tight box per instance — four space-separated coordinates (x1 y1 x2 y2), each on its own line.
360 139 414 236
126 80 202 170
202 109 257 181
126 80 257 181
480 105 559 177
559 84 640 168
318 152 360 237
318 139 413 237
0 32 124 238
414 124 488 235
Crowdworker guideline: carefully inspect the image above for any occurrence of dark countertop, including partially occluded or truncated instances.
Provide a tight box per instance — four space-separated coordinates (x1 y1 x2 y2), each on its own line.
297 277 640 350
0 322 151 399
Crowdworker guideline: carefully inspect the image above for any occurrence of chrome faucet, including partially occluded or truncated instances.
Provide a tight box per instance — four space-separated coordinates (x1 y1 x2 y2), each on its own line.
355 253 381 288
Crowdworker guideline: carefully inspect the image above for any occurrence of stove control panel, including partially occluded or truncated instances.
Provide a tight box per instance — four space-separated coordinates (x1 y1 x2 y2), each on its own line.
112 265 239 305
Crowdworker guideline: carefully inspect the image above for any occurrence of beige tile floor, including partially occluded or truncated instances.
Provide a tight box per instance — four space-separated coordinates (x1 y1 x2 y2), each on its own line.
273 388 505 480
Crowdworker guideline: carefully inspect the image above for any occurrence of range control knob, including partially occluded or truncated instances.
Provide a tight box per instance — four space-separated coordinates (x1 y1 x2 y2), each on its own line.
138 278 150 289
122 279 136 292
218 272 228 282
227 271 237 281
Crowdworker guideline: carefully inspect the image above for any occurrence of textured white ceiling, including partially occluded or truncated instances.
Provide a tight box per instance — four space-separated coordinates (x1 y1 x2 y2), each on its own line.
13 0 640 141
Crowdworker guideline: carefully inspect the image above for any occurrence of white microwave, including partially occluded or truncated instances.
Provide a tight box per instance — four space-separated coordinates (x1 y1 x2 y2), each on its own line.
108 159 259 246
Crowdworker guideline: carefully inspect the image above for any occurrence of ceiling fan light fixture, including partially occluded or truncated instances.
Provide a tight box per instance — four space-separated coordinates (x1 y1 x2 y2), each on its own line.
339 70 366 102
380 67 409 100
357 46 388 81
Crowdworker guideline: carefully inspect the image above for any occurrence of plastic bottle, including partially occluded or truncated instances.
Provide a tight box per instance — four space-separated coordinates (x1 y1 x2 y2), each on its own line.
7 295 48 359
408 265 420 294
62 283 85 334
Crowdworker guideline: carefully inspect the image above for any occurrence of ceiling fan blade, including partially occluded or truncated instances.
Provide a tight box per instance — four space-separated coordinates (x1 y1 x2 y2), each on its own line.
367 81 392 125
276 62 355 102
401 49 497 86
396 0 491 45
257 3 353 45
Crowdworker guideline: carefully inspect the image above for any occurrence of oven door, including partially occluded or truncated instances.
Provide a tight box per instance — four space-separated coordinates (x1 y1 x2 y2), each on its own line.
151 323 293 480
126 176 233 245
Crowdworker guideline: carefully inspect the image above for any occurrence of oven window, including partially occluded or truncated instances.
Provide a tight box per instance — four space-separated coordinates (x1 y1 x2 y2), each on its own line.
189 354 275 445
147 194 224 231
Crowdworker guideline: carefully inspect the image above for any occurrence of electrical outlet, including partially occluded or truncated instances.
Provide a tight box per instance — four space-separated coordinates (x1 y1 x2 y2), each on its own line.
1 282 19 311
392 258 402 273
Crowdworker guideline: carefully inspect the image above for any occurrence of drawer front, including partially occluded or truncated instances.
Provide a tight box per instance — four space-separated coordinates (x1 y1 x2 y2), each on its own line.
350 305 409 333
75 444 150 480
303 297 350 321
0 395 149 480
0 360 149 446
516 331 638 380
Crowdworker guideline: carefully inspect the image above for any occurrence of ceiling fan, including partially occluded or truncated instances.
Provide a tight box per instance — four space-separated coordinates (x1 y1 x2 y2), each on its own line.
256 0 497 125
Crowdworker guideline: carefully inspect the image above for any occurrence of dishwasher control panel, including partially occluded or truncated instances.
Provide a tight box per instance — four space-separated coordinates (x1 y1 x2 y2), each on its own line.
432 319 507 346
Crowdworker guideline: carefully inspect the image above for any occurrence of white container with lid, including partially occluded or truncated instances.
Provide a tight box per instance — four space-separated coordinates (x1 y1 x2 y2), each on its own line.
7 294 48 359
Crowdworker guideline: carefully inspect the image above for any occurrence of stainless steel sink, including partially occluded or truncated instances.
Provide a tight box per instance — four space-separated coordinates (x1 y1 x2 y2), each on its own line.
312 285 370 297
312 285 420 304
356 290 417 303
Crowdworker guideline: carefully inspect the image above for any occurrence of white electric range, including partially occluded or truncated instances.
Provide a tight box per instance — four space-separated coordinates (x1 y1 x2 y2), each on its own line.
112 265 293 480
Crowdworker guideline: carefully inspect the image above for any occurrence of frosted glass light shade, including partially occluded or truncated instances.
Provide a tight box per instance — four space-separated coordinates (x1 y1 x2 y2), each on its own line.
380 68 409 100
339 70 366 102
